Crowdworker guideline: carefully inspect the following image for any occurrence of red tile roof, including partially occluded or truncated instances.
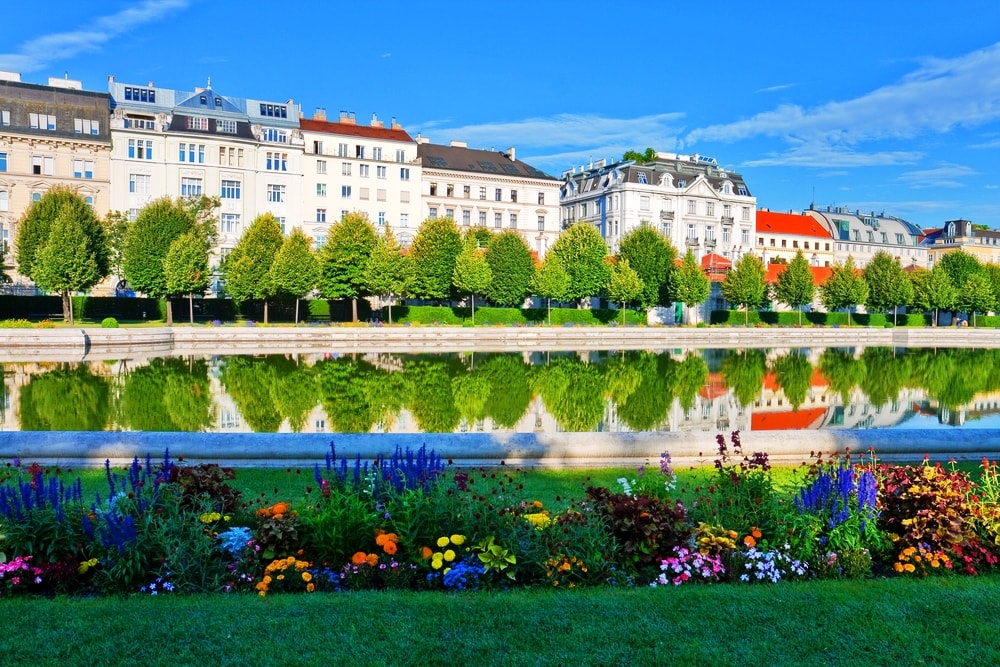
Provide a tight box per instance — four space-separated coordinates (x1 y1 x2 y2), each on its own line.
299 118 414 142
757 210 831 239
700 253 732 270
765 264 833 286
751 407 827 430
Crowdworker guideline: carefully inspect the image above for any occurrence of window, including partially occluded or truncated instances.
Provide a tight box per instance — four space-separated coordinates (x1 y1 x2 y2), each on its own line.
377 212 386 226
124 114 155 129
217 119 237 134
74 118 100 134
30 113 56 130
0 110 9 125
463 185 471 198
400 213 409 227
180 177 202 197
639 196 650 211
396 149 406 162
462 211 471 226
445 208 454 219
737 186 749 196
359 164 369 177
479 187 487 200
400 167 410 181
128 139 153 160
260 128 286 143
129 173 151 194
0 190 8 212
478 212 487 226
662 223 671 237
316 209 327 222
355 145 365 159
128 208 140 221
741 230 751 246
537 215 545 231
495 188 502 201
429 207 438 219
265 151 287 171
267 184 285 203
494 213 502 228
896 233 904 244
688 224 697 240
867 230 874 243
338 143 349 157
581 203 588 217
510 189 518 203
342 162 352 176
706 227 716 244
538 193 545 205
198 145 205 163
722 227 731 245
637 172 647 184
187 117 209 131
781 239 787 248
376 165 386 179
400 191 410 203
687 200 697 215
259 103 288 118
32 193 41 202
180 143 190 162
317 160 327 174
853 230 861 242
276 217 286 233
314 235 326 248
770 238 776 247
220 214 241 234
316 183 327 197
124 87 155 103
377 189 386 201
706 202 715 216
32 155 54 175
430 183 438 196
341 185 352 198
221 180 241 199
0 152 5 171
741 207 750 222
509 213 517 229
73 159 94 179
372 147 382 161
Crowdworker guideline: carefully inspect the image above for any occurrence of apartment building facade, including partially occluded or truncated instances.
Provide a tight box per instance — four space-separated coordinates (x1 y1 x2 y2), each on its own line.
298 110 420 248
0 72 112 282
755 209 836 267
560 152 757 261
416 140 561 256
803 204 927 268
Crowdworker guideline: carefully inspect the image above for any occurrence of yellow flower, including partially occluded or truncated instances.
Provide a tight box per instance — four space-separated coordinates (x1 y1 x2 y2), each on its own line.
77 558 99 574
301 571 313 582
431 554 444 570
306 583 315 593
437 536 450 548
903 563 916 573
893 563 904 572
450 534 466 546
444 549 456 562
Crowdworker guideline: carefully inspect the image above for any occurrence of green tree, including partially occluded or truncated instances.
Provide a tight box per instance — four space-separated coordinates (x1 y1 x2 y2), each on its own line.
118 358 213 432
407 217 463 302
463 226 493 249
957 273 994 327
618 224 676 309
103 210 130 289
532 252 571 325
16 186 109 283
939 250 984 293
452 240 492 324
923 264 956 326
223 213 284 323
721 253 768 326
270 228 319 324
164 230 211 325
863 251 913 325
123 197 200 325
607 258 643 324
31 208 101 323
18 364 111 431
318 213 379 321
820 257 868 326
484 231 534 307
549 223 609 306
363 228 407 324
622 147 657 163
674 249 710 324
774 250 815 325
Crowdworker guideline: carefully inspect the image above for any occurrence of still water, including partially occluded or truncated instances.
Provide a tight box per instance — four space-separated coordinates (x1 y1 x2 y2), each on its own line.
1 347 997 435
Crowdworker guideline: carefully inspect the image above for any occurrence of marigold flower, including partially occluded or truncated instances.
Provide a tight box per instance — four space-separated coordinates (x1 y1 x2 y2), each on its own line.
444 549 456 562
306 583 315 593
450 534 465 545
437 536 450 548
893 562 904 572
366 553 379 567
301 572 313 582
903 563 916 573
376 533 389 546
420 546 433 560
743 535 756 548
352 552 368 565
383 541 398 555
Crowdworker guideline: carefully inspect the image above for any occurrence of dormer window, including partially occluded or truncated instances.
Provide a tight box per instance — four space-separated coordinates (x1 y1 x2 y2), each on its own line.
199 95 207 105
637 172 647 185
215 97 222 107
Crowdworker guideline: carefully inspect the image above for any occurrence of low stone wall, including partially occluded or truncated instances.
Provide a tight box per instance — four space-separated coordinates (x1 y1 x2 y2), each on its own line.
3 325 1000 361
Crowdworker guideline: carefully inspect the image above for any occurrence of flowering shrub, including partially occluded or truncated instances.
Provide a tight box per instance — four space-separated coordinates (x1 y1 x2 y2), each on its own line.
691 431 776 533
0 555 44 594
694 523 738 556
736 544 809 583
255 556 314 596
254 502 301 560
893 543 952 576
650 546 725 586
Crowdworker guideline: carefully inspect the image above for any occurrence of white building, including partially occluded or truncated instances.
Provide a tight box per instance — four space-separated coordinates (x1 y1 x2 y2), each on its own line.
107 78 303 267
298 110 420 248
560 152 757 261
803 204 927 269
416 140 561 256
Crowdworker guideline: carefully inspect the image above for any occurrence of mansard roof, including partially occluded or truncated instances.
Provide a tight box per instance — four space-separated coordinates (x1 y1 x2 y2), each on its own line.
299 118 414 143
417 142 557 181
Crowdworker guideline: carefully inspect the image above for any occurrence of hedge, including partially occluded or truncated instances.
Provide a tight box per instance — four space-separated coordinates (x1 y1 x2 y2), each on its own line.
709 310 934 327
385 305 646 326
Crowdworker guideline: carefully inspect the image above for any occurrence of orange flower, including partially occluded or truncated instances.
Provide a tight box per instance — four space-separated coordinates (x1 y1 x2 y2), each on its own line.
351 552 368 565
751 527 762 539
383 541 398 556
306 583 315 593
375 533 389 546
420 546 433 560
366 553 379 567
743 535 757 548
301 571 313 582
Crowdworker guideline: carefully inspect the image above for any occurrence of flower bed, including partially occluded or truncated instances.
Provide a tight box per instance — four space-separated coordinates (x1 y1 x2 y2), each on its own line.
1 434 998 596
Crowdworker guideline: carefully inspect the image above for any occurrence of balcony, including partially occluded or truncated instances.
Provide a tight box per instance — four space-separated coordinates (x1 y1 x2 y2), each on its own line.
721 215 734 226
659 210 674 221
685 237 700 247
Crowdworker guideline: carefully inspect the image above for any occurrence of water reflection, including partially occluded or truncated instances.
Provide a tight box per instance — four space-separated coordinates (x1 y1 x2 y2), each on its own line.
3 347 1000 434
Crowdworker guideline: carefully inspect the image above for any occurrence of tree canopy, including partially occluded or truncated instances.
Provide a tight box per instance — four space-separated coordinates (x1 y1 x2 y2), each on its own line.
222 213 284 321
452 240 492 323
32 207 102 323
123 197 200 302
773 250 815 325
270 227 319 323
674 249 710 324
532 252 571 325
484 231 534 307
863 251 913 324
407 217 463 301
820 257 868 326
607 258 643 324
549 223 609 305
363 228 407 323
16 186 108 281
164 230 211 324
721 253 768 326
622 148 657 163
318 213 378 306
618 224 676 309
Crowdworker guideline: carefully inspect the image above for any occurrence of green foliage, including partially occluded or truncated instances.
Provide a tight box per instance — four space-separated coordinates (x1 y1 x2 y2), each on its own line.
622 147 657 163
117 357 214 432
939 250 984 292
19 365 111 430
484 231 534 307
607 258 644 323
820 257 868 325
169 464 243 514
956 273 994 326
164 230 211 299
222 213 284 307
863 251 913 323
363 228 407 322
771 351 813 410
531 356 605 431
101 317 119 328
674 249 710 323
269 227 319 322
32 207 102 322
774 250 816 325
16 186 109 281
531 253 571 324
123 198 199 299
617 224 676 308
721 349 767 408
452 241 492 322
549 223 609 304
721 253 768 325
389 305 644 326
407 217 463 301
689 432 777 534
318 213 378 301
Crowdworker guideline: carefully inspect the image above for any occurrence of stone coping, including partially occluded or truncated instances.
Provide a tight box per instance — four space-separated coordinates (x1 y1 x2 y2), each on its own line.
1 429 997 469
2 325 1000 361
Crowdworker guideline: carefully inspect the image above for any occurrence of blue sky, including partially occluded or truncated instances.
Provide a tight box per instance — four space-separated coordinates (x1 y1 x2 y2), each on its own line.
3 1 1000 230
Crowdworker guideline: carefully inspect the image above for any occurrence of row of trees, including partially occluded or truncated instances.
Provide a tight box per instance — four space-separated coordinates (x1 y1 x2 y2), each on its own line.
14 187 1000 326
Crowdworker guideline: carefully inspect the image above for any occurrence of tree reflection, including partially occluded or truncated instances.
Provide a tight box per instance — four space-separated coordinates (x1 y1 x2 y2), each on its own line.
532 356 606 432
219 356 284 432
721 349 767 408
612 352 677 432
859 348 910 408
771 351 813 410
674 354 708 413
478 354 532 429
818 349 865 406
404 355 462 433
119 357 213 431
19 364 111 431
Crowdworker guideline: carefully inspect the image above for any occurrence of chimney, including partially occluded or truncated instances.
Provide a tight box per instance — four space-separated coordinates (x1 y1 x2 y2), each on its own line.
339 110 356 124
370 112 383 128
313 108 327 121
0 70 22 82
390 117 401 129
450 140 467 148
108 74 114 83
505 146 515 161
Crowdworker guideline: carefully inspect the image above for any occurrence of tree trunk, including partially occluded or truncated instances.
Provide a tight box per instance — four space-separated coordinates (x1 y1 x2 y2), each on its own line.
471 293 476 324
351 298 358 323
294 297 300 324
621 302 626 325
166 298 174 327
263 300 269 324
62 292 72 324
388 295 393 325
547 297 551 326
188 293 194 324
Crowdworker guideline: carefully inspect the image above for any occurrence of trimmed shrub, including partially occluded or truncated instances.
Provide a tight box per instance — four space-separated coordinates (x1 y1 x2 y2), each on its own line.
101 317 119 328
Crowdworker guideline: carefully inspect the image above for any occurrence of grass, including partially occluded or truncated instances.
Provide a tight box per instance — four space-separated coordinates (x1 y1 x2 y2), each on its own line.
0 577 998 666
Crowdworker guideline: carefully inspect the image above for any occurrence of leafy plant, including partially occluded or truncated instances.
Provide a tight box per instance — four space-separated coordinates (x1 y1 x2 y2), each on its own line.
100 317 119 328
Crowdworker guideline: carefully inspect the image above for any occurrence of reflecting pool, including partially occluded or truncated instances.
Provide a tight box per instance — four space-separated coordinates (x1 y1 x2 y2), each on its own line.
3 347 999 435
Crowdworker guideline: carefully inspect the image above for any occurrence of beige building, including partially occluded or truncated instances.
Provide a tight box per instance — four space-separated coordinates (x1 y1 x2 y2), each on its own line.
924 218 1000 267
0 72 112 283
298 110 421 247
417 139 561 257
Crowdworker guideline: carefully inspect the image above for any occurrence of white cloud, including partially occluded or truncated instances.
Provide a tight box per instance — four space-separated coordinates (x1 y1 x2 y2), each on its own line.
0 1 190 72
687 42 1000 147
755 83 795 94
897 164 976 189
741 140 922 168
